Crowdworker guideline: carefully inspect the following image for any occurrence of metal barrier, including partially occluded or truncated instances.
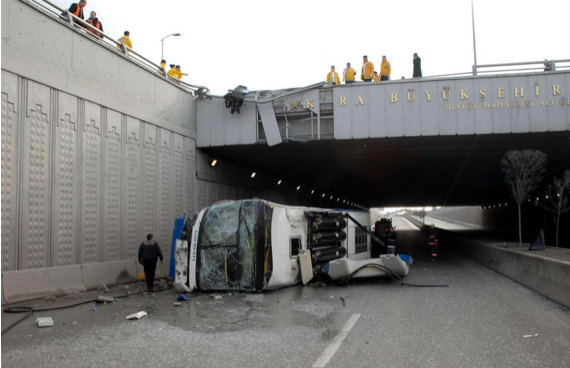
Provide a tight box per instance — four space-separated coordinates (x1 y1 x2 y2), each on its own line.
26 0 209 96
474 59 570 76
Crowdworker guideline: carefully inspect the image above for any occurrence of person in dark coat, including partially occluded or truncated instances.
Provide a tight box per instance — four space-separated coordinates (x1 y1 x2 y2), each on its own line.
413 53 422 78
138 234 164 291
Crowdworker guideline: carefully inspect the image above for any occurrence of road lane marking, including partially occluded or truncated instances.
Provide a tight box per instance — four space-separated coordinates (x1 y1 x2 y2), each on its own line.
312 313 361 368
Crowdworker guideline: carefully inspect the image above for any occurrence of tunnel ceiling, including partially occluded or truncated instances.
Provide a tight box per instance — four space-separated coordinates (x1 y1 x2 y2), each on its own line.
203 132 570 207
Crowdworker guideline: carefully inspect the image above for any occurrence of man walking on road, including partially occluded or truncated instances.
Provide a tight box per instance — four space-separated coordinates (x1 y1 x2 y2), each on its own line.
138 234 164 292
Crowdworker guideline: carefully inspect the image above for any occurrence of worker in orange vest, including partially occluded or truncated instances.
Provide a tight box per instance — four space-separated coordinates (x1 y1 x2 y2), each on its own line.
64 0 86 24
86 11 104 39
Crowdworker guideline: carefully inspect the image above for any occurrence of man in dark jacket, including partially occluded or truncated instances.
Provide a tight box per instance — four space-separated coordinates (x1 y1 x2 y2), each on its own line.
413 53 422 78
86 11 104 39
64 1 87 23
138 234 164 291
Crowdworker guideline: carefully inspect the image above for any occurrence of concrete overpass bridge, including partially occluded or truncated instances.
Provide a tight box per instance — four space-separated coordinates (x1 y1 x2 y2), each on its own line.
198 72 570 207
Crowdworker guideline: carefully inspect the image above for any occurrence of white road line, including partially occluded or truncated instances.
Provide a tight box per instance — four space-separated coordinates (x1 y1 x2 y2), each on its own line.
312 313 361 368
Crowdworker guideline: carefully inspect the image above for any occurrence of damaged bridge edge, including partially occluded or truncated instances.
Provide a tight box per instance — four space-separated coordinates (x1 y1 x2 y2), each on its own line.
1 259 169 305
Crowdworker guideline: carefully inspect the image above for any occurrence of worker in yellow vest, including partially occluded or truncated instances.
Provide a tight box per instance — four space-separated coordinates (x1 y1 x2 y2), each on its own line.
380 55 391 81
117 31 132 54
361 55 374 82
326 66 341 86
373 71 380 82
167 64 177 78
343 62 356 84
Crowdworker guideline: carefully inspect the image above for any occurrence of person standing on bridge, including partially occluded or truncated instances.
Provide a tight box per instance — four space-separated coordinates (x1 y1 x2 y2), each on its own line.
158 60 167 76
117 31 132 54
64 0 86 24
373 71 380 82
176 65 188 82
86 11 103 39
413 53 422 78
138 234 164 292
380 55 391 81
326 66 341 86
167 64 177 78
343 62 356 84
361 55 374 82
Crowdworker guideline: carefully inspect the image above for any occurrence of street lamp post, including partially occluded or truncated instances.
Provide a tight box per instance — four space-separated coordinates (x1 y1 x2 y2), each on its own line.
160 33 181 60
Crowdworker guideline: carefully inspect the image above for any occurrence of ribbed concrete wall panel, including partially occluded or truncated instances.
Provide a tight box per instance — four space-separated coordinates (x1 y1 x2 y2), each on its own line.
184 137 196 216
124 117 141 259
52 91 79 266
142 123 158 237
20 80 51 270
103 109 122 262
158 128 172 259
1 71 20 271
81 101 102 264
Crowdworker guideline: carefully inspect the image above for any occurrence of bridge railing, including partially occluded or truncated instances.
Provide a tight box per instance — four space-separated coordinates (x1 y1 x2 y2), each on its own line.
25 0 209 96
474 59 570 76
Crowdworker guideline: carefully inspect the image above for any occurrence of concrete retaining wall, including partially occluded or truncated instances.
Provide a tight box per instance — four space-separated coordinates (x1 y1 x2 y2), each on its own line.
0 259 161 304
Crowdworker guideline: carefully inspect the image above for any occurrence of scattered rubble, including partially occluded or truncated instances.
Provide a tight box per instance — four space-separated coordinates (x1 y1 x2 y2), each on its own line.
36 317 54 328
126 311 147 320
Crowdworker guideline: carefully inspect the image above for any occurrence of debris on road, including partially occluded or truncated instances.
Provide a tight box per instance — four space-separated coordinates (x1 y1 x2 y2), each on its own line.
177 294 191 301
36 317 54 328
72 321 77 326
209 293 222 300
91 308 98 313
96 296 115 303
126 311 147 320
173 302 182 307
523 333 539 338
340 297 346 307
196 301 201 306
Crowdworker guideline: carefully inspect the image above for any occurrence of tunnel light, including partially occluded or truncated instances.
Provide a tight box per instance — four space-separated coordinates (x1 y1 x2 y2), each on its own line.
210 159 218 167
499 204 501 207
557 193 561 198
277 179 282 185
505 203 507 206
536 197 539 201
322 193 325 198
297 186 301 191
251 172 256 178
343 200 346 203
545 195 549 199
337 198 340 201
311 190 315 194
330 195 333 200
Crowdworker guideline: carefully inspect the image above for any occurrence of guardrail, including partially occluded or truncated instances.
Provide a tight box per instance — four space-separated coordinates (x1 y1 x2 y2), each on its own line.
25 0 209 96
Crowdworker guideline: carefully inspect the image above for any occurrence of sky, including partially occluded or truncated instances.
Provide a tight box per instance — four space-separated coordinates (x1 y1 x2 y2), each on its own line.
57 0 569 95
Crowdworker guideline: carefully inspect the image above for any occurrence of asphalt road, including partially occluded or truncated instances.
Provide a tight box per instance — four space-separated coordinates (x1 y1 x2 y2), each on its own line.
2 217 569 368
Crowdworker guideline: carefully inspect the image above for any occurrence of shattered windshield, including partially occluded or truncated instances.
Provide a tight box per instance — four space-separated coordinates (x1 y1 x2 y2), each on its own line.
197 200 264 291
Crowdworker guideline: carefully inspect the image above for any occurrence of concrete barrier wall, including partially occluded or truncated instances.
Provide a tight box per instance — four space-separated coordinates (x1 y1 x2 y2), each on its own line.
456 239 570 309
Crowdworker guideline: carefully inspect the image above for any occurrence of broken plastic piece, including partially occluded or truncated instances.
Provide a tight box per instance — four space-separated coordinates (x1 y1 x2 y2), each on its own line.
96 296 116 303
91 308 98 313
36 317 54 327
126 311 147 320
209 293 222 300
523 333 539 338
177 294 191 301
173 302 182 306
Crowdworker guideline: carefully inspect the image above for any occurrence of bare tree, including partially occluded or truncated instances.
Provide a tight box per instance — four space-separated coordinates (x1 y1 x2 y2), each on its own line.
541 170 570 247
501 150 547 246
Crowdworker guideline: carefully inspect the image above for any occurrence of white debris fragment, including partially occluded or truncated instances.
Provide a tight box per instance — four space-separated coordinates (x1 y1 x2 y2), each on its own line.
126 311 147 320
173 302 182 306
72 321 77 326
209 294 222 300
36 317 54 327
523 334 539 338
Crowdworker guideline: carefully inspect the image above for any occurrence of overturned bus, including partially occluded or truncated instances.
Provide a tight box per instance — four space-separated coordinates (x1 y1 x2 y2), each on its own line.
174 199 413 292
